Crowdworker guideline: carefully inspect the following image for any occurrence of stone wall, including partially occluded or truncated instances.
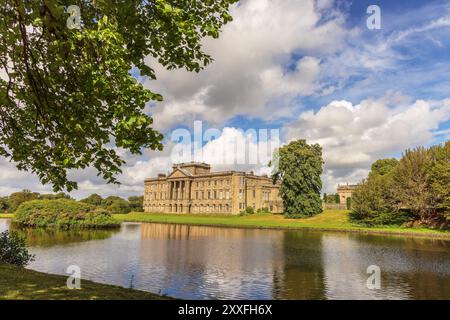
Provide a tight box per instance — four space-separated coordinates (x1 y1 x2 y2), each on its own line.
322 203 348 210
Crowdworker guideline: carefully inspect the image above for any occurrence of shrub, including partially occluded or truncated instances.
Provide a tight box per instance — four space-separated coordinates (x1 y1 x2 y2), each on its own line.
80 194 103 206
346 197 352 210
128 196 144 212
14 199 119 229
0 231 34 267
349 208 414 226
107 199 131 214
0 197 9 213
256 207 270 214
335 194 340 204
101 196 125 208
239 206 255 215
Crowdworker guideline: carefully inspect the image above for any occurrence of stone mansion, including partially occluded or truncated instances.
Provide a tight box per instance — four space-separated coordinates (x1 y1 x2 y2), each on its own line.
144 162 283 215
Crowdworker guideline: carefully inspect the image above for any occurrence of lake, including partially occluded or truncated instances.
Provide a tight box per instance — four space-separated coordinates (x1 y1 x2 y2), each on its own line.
1 219 449 299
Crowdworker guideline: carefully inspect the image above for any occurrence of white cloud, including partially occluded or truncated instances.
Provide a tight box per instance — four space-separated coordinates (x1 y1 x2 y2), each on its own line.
286 95 450 193
145 0 352 129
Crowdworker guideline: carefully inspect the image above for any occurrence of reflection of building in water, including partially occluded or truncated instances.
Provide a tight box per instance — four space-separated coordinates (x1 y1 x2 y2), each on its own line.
137 223 286 299
144 162 283 214
140 223 268 240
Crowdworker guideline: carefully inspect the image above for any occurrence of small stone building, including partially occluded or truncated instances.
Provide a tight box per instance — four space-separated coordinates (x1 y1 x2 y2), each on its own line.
337 184 358 204
144 162 283 215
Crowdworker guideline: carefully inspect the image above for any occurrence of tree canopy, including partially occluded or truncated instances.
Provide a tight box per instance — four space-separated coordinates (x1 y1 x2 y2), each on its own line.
80 193 103 206
272 140 323 218
0 0 237 191
351 142 450 228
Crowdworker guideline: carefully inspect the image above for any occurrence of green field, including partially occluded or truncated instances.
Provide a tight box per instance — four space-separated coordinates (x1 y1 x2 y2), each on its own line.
0 264 168 300
115 210 450 239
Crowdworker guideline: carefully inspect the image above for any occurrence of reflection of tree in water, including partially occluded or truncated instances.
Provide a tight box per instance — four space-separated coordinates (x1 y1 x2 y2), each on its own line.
406 273 450 299
10 223 119 247
346 233 450 252
272 231 326 300
345 233 450 300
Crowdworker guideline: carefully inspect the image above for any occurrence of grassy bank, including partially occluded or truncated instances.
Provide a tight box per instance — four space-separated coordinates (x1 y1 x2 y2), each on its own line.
3 210 449 239
0 264 169 300
115 210 450 239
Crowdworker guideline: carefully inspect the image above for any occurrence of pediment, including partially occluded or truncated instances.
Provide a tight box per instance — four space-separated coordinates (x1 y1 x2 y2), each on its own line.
168 168 191 179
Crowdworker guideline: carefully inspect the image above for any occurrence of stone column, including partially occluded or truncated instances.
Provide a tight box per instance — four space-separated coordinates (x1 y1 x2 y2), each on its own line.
181 180 184 201
175 181 179 200
186 181 190 200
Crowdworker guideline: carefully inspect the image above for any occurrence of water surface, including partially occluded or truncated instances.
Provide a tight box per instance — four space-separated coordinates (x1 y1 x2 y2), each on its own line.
1 219 449 299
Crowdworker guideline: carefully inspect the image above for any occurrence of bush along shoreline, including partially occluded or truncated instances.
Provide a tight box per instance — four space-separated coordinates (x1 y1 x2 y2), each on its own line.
13 199 119 229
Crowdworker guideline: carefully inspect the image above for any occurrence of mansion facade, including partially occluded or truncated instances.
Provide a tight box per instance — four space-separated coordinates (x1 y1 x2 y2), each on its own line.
144 162 283 215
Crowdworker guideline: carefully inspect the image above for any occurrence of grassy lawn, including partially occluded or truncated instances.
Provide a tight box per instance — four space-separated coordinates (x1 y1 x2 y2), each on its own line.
0 264 169 300
115 210 450 239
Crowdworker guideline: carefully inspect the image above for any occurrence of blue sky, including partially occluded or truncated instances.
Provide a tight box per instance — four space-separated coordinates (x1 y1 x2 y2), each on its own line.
1 0 449 198
219 0 450 136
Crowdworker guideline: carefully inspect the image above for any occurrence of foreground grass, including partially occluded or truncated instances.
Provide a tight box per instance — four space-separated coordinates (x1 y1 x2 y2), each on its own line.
0 264 169 300
115 210 450 239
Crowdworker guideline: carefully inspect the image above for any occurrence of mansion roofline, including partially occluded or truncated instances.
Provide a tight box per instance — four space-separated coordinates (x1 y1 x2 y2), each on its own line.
145 162 272 182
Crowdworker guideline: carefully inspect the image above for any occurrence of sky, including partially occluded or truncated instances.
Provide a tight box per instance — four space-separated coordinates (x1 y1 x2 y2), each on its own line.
1 0 450 199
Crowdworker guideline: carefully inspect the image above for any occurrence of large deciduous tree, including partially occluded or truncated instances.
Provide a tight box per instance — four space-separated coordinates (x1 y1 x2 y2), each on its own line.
428 141 450 224
0 0 237 191
7 189 40 212
272 140 323 218
392 147 432 220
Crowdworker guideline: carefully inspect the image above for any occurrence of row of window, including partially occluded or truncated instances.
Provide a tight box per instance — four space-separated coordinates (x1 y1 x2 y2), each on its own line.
147 189 271 201
148 183 168 191
195 179 230 188
144 204 231 213
148 179 232 191
148 176 269 191
146 190 231 201
195 190 230 200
